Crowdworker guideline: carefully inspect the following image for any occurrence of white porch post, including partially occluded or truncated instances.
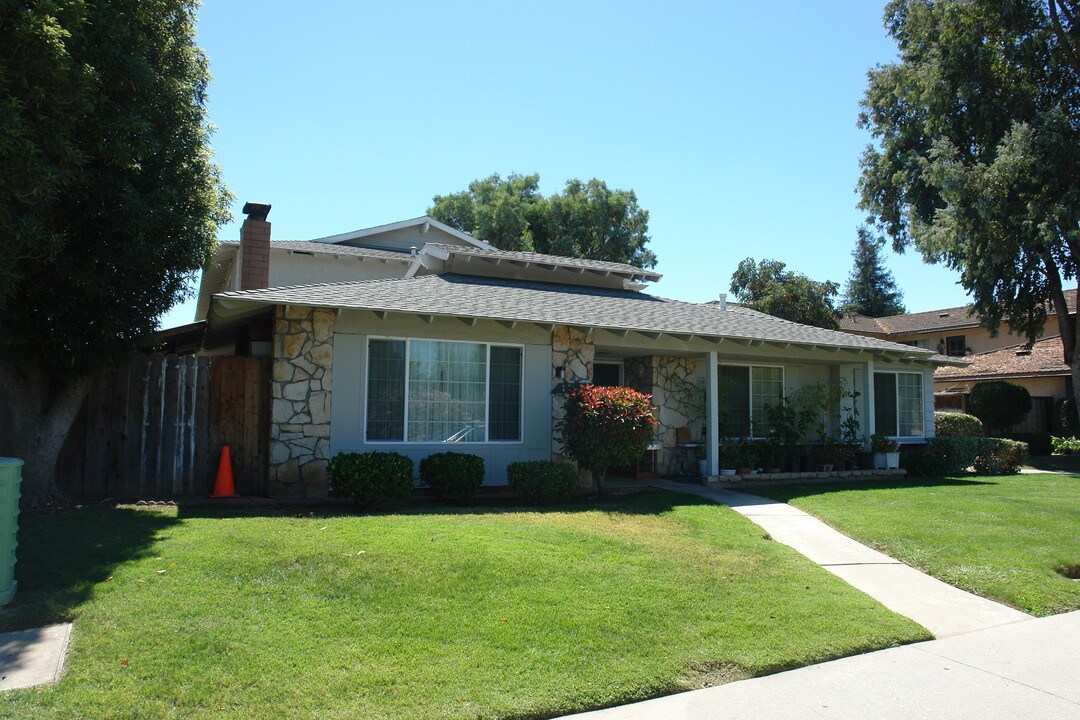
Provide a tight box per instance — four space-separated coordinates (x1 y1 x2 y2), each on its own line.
706 351 719 476
865 359 876 437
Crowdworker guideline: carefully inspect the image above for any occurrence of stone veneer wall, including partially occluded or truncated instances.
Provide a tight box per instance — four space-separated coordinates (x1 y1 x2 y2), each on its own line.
269 306 335 497
551 325 594 467
624 355 701 475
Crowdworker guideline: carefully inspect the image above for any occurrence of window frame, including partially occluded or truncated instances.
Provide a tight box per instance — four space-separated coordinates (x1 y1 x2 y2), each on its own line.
363 336 525 445
873 370 926 440
717 362 785 439
944 335 967 357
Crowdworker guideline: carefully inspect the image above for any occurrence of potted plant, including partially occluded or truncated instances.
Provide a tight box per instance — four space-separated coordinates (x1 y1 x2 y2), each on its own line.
870 432 899 469
718 440 738 476
759 442 782 474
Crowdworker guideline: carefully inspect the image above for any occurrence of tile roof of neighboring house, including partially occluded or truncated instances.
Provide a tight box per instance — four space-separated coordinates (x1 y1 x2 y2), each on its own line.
209 274 961 363
934 336 1069 382
838 289 1078 336
419 243 662 281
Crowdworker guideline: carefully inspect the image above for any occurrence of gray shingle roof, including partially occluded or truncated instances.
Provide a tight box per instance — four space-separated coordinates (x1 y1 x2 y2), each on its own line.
424 243 661 280
211 274 958 361
219 240 411 261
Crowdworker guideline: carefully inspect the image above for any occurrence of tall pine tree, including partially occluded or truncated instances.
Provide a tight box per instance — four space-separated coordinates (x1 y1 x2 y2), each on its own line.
841 227 906 317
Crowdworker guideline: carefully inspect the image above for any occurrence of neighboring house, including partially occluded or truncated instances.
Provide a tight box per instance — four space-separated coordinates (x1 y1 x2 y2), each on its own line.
934 337 1071 433
840 295 1077 433
195 203 961 497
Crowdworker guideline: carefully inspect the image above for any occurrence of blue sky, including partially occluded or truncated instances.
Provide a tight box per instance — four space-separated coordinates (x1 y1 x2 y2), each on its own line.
163 0 972 328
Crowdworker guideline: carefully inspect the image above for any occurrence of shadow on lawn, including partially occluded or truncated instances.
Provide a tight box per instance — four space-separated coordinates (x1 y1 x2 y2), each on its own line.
0 506 180 633
175 488 714 522
751 475 997 504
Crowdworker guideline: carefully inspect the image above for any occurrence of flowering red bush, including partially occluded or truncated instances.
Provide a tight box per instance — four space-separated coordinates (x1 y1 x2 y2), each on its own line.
560 384 657 493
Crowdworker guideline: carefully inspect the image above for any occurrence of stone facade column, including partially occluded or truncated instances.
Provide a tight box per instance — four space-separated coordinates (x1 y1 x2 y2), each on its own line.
551 325 594 463
269 305 335 497
624 355 700 475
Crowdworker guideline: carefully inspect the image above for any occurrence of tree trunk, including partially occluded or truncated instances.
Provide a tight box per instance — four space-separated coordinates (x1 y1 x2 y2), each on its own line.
0 363 90 508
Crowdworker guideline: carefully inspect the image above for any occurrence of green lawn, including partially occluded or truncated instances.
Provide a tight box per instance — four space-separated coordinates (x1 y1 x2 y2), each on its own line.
754 474 1080 617
0 492 926 720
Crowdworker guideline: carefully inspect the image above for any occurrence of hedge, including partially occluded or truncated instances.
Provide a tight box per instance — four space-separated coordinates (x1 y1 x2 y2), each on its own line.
934 411 984 438
327 451 414 508
420 452 485 501
507 461 579 504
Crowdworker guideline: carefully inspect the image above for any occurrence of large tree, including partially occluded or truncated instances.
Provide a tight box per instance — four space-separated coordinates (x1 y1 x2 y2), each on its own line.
429 173 657 268
0 0 231 505
841 226 907 316
729 258 841 329
858 0 1080 409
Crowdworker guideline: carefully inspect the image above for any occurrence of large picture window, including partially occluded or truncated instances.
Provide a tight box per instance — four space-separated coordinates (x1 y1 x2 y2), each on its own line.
719 364 783 438
366 338 523 443
874 371 924 437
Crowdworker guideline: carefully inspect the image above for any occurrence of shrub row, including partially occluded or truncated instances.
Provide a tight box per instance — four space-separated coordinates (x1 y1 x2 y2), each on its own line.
327 451 580 506
934 411 984 438
1051 435 1080 454
906 436 1028 476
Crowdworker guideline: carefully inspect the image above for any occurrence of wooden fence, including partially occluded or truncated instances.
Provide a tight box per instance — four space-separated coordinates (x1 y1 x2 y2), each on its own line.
59 354 270 498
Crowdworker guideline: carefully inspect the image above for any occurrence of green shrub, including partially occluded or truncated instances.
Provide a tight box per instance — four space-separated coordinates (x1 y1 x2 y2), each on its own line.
420 452 485 501
1060 398 1080 438
327 451 414 508
560 384 657 493
507 461 579 504
935 411 984 437
905 436 994 476
1002 432 1051 456
1052 435 1080 454
973 439 1028 475
969 381 1031 434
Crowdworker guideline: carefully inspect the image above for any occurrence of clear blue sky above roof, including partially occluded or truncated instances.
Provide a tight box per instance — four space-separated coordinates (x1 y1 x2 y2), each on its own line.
161 0 972 329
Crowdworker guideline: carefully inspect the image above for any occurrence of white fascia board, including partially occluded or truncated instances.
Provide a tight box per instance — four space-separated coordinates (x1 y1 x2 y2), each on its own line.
307 215 492 250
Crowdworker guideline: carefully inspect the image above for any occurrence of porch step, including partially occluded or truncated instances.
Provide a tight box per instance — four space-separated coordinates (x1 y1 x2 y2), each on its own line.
705 468 907 487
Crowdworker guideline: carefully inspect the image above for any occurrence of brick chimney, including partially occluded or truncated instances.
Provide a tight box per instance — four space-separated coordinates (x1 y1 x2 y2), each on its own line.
238 201 271 290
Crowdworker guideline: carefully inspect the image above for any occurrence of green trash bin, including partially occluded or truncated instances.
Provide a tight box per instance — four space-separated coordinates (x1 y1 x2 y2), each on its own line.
0 458 22 605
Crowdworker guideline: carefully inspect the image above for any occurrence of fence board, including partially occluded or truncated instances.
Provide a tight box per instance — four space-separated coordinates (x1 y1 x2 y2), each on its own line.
58 353 271 498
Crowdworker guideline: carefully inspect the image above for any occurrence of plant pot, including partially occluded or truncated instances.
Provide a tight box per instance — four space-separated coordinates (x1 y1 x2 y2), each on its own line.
766 466 782 474
697 459 708 476
886 451 900 469
736 466 752 475
720 468 736 476
873 452 887 469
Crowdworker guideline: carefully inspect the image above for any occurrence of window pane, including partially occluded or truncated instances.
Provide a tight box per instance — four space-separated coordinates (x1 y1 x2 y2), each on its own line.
897 373 924 436
366 339 405 440
407 340 487 442
874 372 898 436
489 346 522 441
719 366 750 437
751 367 783 438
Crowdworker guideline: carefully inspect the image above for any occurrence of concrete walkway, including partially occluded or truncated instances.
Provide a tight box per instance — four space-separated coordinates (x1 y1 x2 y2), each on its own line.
646 480 1031 637
563 610 1080 719
0 623 71 692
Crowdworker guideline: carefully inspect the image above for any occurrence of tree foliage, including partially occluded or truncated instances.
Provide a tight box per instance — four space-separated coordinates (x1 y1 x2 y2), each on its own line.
841 227 906 316
559 384 657 494
858 0 1079 363
0 0 231 504
729 258 840 329
429 173 657 268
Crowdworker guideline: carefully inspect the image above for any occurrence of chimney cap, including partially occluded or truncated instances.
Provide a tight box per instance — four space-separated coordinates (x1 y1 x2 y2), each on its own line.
242 201 271 221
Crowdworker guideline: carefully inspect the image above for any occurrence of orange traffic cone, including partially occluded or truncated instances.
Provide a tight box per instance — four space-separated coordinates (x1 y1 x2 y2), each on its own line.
210 445 239 498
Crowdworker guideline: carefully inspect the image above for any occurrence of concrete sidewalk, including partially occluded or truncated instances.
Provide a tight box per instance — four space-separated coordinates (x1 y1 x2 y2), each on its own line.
646 480 1031 637
0 623 71 692
563 610 1080 719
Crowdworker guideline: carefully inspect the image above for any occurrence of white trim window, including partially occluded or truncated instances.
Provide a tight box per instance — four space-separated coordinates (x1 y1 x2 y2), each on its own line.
874 371 924 438
365 338 523 443
718 364 784 438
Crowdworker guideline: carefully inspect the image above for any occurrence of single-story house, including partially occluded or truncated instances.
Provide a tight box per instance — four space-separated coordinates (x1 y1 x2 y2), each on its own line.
196 203 963 497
